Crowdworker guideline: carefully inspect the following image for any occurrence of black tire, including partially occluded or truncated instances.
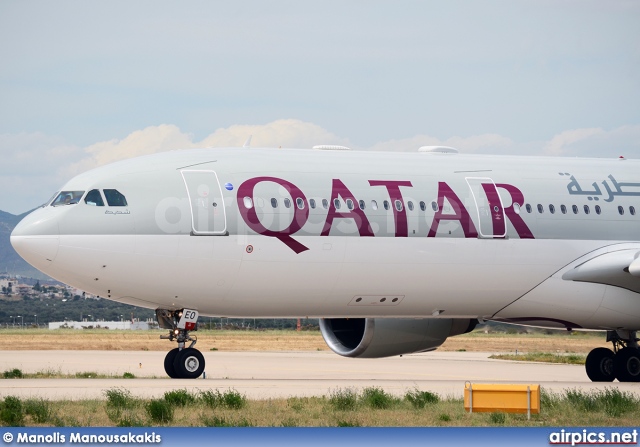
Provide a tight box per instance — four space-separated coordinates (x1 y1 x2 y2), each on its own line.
614 347 640 382
173 348 205 379
585 347 615 382
164 348 180 378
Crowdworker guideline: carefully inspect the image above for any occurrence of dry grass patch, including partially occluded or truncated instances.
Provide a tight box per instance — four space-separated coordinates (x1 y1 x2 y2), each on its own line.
0 328 609 353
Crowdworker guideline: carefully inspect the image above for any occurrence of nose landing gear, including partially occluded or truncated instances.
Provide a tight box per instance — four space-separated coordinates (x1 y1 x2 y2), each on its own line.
585 330 639 382
156 309 205 379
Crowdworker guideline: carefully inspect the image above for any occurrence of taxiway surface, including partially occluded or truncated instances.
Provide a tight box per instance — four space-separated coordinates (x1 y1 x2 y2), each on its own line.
1 350 638 400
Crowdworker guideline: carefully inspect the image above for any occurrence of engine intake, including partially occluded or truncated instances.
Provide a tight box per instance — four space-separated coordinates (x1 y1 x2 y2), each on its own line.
320 318 477 358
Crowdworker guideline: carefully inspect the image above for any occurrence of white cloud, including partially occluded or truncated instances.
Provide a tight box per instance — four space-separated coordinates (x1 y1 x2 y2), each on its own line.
67 119 350 175
200 119 349 149
542 125 640 158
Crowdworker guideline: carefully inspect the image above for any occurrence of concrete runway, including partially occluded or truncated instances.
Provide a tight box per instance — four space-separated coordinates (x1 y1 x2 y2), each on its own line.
1 350 639 400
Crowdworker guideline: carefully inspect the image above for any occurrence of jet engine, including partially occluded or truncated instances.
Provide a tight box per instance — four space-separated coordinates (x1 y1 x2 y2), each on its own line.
319 318 477 358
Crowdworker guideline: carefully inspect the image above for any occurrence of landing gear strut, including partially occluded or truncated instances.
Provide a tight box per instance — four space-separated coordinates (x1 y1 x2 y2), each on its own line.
156 309 205 379
585 330 639 382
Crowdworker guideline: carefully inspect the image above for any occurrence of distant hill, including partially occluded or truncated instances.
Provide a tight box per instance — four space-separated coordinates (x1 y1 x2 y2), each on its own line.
0 209 50 279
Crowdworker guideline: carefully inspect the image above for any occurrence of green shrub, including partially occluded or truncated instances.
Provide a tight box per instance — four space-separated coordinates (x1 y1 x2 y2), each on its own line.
146 399 174 424
361 387 396 409
199 389 246 409
489 412 506 424
164 389 196 407
24 399 50 423
438 413 451 422
199 390 221 408
1 396 24 426
75 371 98 378
200 415 253 427
116 415 144 427
405 388 439 409
3 368 23 379
220 389 246 409
337 420 361 427
104 388 134 409
329 388 358 411
287 397 305 412
122 372 135 379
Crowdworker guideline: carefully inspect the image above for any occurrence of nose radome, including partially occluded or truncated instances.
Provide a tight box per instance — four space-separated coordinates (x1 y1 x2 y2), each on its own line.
10 209 60 268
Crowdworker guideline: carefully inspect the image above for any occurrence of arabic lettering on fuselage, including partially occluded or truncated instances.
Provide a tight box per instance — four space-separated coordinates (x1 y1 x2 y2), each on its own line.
236 177 534 254
564 173 640 202
105 210 131 215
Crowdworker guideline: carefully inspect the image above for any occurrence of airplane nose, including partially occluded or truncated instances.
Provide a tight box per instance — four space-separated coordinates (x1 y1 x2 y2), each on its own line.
10 209 60 267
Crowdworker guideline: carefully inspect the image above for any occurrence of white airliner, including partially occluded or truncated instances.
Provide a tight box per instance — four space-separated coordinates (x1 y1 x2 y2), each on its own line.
10 145 640 382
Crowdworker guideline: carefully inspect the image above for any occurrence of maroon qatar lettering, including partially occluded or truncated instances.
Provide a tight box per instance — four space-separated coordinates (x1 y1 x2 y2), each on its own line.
236 176 534 253
236 176 310 254
321 179 374 237
427 182 478 238
368 180 413 237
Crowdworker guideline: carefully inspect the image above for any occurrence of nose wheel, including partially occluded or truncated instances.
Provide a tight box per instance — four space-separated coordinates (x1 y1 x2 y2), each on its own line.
156 308 206 379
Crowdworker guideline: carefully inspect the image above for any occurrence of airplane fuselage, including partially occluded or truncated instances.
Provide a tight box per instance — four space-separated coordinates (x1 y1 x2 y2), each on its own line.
11 148 640 331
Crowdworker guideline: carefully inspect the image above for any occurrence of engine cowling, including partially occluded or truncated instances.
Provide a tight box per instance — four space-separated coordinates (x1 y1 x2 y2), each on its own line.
319 318 477 358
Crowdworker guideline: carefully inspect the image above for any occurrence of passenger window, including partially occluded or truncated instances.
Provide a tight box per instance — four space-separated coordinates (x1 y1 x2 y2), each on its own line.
322 199 329 209
431 201 439 212
513 203 521 214
407 201 414 211
394 200 403 211
595 205 601 215
419 201 426 211
359 200 365 210
584 205 590 214
52 191 85 207
243 197 253 209
104 189 128 207
383 200 390 211
346 199 354 210
284 198 291 208
271 198 278 208
560 205 567 214
371 200 378 210
549 204 555 214
309 199 316 209
631 206 636 216
334 199 341 210
256 197 265 208
572 205 578 214
618 206 624 215
296 198 304 209
84 189 104 207
537 204 543 214
525 204 532 213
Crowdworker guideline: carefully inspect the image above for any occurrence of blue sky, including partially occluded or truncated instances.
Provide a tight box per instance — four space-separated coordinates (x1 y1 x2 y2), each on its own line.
1 0 639 214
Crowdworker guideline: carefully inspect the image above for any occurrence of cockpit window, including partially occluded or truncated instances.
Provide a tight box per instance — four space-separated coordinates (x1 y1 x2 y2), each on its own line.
42 192 59 208
84 189 105 206
104 189 128 206
51 191 85 206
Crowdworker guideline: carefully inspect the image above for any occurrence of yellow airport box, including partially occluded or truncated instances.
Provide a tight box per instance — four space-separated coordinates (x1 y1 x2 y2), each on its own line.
464 383 540 417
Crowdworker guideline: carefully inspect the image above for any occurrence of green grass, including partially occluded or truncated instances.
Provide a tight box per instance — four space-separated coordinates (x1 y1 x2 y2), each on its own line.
2 387 640 427
490 352 586 365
